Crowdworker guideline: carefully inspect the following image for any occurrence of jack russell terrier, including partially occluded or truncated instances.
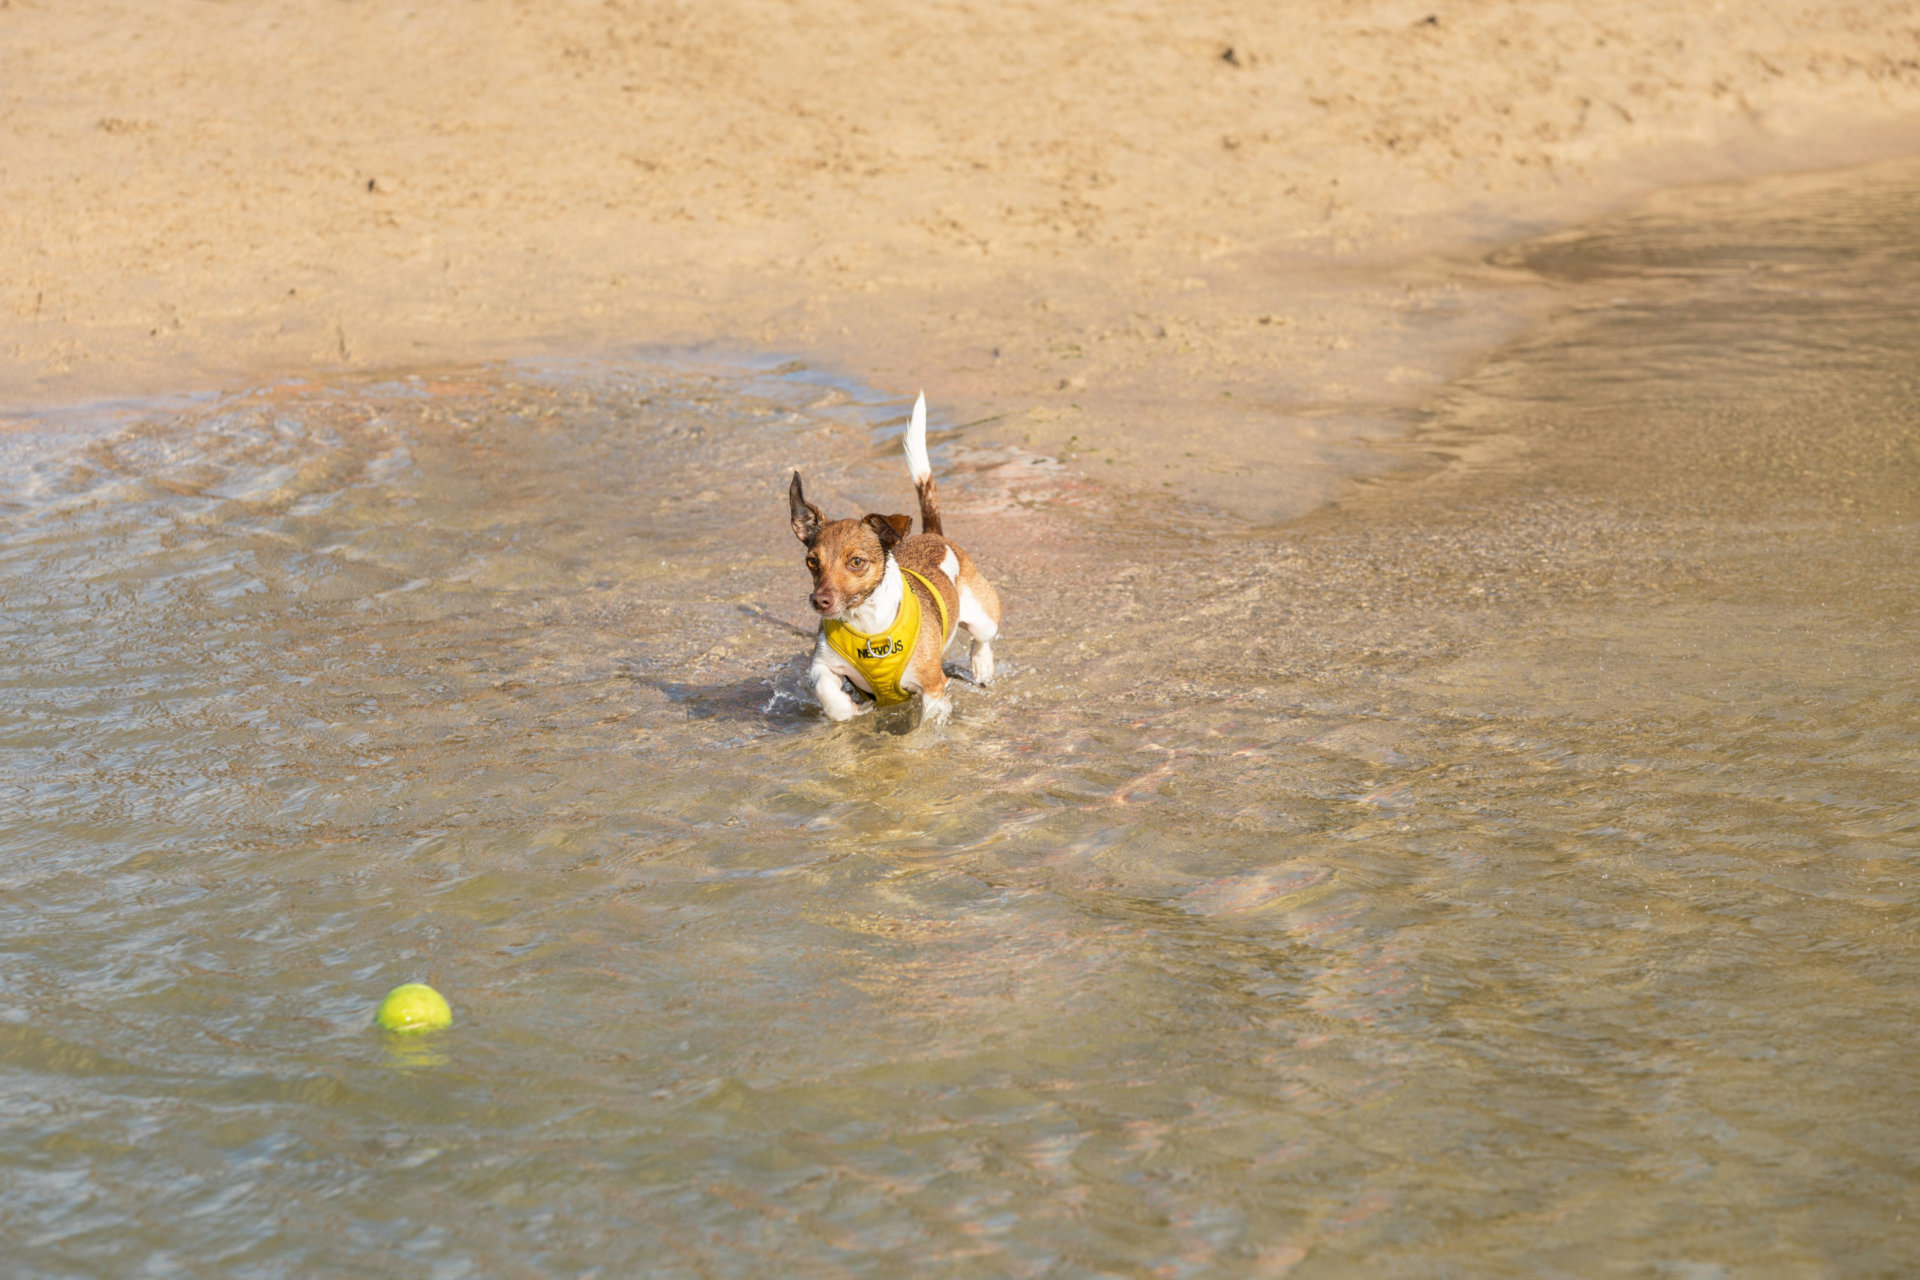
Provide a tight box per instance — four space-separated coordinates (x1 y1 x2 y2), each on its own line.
788 393 1002 725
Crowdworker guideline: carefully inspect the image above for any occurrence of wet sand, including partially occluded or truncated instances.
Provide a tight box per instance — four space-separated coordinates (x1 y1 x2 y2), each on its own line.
8 1 1920 518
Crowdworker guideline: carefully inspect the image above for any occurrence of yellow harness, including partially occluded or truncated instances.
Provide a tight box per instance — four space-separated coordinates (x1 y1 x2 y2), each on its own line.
822 567 951 706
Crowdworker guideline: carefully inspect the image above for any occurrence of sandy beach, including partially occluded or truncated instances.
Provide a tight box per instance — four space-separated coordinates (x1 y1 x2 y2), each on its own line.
7 0 1920 517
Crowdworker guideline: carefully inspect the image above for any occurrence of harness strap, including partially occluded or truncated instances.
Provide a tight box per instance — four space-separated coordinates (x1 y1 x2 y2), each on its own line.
900 566 951 646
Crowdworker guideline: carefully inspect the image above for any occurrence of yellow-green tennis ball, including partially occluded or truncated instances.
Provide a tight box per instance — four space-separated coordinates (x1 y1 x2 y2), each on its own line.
375 983 452 1034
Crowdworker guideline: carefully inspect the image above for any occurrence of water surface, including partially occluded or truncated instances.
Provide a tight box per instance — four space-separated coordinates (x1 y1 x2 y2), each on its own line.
2 161 1917 1277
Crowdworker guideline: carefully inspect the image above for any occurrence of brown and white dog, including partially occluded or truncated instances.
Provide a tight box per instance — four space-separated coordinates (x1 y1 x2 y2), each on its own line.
788 393 1002 725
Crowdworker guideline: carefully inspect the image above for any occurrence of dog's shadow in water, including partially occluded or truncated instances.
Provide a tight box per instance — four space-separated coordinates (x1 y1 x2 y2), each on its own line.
642 670 940 737
633 665 822 729
629 606 973 734
641 665 989 737
628 604 822 728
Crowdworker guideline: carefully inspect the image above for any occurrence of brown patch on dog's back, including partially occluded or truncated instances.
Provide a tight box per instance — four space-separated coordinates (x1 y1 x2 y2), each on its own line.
893 534 961 633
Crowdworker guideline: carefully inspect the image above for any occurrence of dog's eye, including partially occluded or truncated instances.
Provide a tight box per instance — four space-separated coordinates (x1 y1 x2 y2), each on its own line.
805 556 819 570
848 556 867 570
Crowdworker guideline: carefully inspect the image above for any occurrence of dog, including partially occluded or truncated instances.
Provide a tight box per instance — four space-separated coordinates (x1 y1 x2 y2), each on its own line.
787 393 1002 725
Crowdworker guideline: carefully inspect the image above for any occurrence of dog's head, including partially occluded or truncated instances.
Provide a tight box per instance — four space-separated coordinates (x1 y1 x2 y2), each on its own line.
789 473 912 617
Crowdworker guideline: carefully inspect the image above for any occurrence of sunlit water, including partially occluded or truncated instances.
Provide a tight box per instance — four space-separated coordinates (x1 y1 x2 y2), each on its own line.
3 160 1917 1278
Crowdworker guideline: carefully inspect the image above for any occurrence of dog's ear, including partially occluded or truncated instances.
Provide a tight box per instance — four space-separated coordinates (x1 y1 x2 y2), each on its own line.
789 472 824 545
862 512 909 552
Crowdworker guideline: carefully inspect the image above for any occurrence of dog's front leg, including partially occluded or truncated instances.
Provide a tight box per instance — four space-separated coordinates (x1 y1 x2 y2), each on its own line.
913 667 954 728
809 656 862 721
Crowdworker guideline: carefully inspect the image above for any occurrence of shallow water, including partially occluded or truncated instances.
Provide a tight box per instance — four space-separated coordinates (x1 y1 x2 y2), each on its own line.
2 160 1917 1278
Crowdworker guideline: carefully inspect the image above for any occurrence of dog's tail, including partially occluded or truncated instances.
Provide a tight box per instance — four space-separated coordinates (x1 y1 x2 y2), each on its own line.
904 390 943 536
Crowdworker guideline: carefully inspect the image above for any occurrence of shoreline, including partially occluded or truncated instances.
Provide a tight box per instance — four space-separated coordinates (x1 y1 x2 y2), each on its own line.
7 2 1920 521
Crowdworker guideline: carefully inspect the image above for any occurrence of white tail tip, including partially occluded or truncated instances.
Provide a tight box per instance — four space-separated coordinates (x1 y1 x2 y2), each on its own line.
904 390 932 482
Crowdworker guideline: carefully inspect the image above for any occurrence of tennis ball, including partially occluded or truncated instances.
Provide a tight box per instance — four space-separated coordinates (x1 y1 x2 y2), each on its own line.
375 982 452 1034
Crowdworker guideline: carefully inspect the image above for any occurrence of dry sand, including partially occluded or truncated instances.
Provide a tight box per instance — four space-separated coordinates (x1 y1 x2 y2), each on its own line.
7 1 1920 519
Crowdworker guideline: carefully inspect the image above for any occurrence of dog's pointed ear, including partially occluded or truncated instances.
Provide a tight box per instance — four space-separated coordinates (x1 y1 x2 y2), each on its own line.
789 472 824 545
863 512 910 552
